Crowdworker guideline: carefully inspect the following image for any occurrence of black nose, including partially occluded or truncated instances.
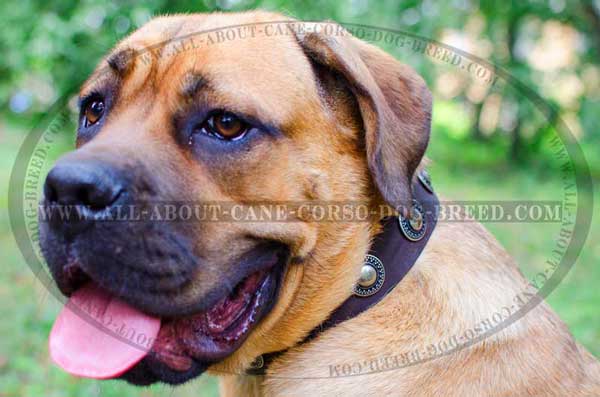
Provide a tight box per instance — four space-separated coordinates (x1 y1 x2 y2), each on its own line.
44 160 124 210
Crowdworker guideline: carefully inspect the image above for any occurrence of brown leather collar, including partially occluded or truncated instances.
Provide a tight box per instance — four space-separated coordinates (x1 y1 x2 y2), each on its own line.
247 171 438 375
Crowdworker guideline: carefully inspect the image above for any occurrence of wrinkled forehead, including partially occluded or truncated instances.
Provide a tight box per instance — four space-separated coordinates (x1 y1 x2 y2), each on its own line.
82 14 320 127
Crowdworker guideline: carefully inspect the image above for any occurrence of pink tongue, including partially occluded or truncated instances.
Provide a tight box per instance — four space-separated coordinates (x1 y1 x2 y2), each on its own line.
49 284 161 379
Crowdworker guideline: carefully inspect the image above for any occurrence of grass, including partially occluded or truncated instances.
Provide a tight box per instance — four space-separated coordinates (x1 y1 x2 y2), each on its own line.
0 105 598 396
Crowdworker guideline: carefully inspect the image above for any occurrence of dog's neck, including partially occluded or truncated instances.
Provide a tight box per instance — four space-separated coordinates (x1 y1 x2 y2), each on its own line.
247 170 439 375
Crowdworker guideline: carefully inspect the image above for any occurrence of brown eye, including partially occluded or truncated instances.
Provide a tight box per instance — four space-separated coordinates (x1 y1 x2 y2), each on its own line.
84 100 104 127
208 112 248 140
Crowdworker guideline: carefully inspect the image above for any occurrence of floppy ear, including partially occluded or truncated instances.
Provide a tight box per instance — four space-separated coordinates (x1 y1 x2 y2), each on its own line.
296 24 432 212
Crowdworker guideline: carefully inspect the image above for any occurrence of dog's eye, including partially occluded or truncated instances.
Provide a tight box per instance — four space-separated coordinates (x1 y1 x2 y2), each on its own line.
83 99 105 127
196 112 249 141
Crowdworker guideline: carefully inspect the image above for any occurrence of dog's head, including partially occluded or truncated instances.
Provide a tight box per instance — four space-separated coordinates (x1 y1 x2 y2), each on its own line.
39 12 431 385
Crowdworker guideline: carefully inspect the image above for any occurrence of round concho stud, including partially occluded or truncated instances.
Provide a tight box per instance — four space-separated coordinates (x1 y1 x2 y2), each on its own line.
249 355 264 370
418 169 434 193
354 254 385 297
398 200 427 241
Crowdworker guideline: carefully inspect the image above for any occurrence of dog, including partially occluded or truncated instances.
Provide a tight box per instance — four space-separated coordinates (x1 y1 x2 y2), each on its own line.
38 11 600 396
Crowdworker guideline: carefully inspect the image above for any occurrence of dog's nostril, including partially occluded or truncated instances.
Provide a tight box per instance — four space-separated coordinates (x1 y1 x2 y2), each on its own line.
76 187 89 207
76 186 119 211
44 181 58 204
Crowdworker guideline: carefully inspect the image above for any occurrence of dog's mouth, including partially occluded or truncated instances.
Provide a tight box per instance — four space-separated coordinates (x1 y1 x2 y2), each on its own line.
48 253 286 384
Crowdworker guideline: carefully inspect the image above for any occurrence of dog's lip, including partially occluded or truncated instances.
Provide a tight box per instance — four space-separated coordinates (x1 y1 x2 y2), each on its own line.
118 256 287 384
51 256 284 383
55 242 285 318
46 236 289 384
146 265 279 369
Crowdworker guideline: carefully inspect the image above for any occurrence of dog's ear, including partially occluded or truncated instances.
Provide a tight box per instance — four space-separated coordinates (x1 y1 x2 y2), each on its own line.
296 24 432 212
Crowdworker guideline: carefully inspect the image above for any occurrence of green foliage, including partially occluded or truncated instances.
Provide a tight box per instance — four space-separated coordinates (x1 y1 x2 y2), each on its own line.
2 0 599 168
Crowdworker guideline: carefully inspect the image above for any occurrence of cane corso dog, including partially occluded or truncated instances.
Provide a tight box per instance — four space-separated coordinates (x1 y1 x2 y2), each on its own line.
39 11 600 397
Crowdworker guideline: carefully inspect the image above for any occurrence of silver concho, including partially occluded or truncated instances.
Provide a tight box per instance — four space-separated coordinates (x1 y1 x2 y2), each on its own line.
353 254 385 297
418 169 434 193
398 199 427 241
249 355 264 370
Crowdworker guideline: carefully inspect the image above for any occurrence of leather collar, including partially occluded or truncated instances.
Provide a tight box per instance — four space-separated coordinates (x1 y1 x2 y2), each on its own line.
247 170 438 375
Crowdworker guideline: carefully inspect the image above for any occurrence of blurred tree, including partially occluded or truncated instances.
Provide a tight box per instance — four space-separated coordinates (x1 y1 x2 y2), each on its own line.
1 0 598 171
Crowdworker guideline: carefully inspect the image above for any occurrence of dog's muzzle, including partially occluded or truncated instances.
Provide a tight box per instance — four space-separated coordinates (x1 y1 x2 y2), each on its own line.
39 153 290 385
